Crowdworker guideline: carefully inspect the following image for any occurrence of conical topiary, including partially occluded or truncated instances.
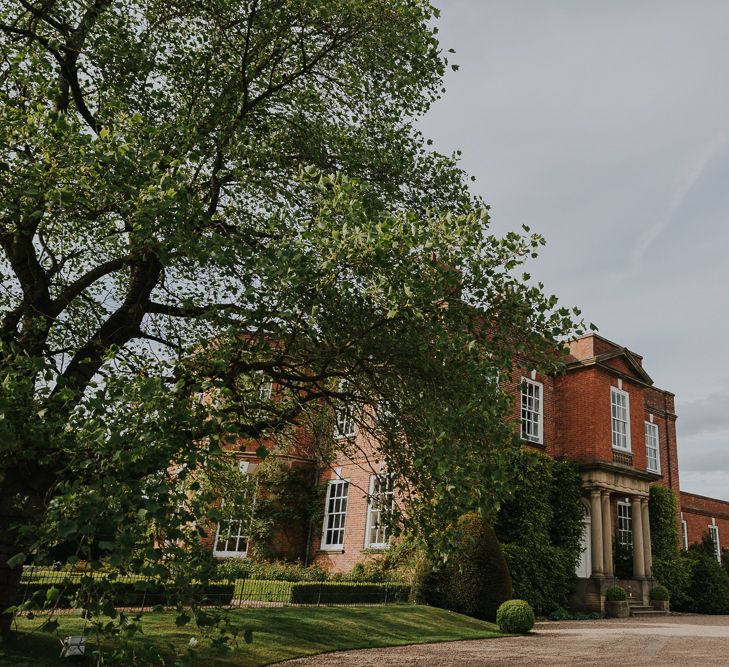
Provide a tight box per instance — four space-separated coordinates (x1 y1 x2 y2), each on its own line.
430 512 513 621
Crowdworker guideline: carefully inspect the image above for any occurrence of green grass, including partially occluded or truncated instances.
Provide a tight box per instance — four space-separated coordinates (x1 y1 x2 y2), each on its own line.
0 605 504 666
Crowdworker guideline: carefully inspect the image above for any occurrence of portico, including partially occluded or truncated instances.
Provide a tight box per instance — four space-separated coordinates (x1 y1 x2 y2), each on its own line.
572 460 661 611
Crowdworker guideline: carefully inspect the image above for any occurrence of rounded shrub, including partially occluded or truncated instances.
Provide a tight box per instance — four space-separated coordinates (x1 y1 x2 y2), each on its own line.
605 586 627 601
651 584 670 601
428 513 513 621
496 599 535 634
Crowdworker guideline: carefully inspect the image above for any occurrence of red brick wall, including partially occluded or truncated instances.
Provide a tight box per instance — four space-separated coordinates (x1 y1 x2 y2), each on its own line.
311 437 387 572
555 367 605 462
644 387 680 494
681 492 729 552
555 367 663 475
505 366 557 455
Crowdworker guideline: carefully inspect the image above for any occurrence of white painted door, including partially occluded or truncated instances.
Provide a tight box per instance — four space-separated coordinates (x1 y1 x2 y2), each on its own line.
576 504 592 578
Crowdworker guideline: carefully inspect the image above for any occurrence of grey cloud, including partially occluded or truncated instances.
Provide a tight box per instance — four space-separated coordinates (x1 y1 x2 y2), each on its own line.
677 391 729 439
421 1 729 495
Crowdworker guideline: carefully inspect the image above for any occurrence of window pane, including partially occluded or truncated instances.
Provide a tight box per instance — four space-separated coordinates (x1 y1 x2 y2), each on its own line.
521 380 543 443
366 474 395 548
323 480 349 547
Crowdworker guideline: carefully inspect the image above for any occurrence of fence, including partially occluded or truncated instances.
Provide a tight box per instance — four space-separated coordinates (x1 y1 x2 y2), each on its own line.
17 566 412 614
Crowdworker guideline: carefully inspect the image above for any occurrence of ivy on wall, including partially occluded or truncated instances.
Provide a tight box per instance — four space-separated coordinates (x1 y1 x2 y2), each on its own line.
494 449 583 614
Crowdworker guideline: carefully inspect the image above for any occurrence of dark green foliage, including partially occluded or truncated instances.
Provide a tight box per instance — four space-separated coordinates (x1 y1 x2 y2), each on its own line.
682 536 729 614
217 559 328 582
18 579 235 609
496 599 535 634
548 607 602 620
651 584 669 601
494 450 583 614
409 557 437 606
647 485 690 605
289 582 411 605
649 486 681 560
422 513 512 621
652 556 691 608
605 586 627 601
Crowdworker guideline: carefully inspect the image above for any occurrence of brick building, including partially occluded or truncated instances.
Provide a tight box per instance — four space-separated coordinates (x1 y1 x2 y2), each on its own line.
210 333 729 611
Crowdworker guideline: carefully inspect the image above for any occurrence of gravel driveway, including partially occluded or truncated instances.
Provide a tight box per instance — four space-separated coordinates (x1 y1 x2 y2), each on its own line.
276 614 729 667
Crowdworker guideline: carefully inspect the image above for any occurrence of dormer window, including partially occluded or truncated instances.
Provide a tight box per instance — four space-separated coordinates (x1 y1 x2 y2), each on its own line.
611 386 631 451
520 378 543 444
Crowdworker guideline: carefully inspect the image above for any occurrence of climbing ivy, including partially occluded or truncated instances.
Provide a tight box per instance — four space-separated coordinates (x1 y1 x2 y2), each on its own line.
495 449 583 614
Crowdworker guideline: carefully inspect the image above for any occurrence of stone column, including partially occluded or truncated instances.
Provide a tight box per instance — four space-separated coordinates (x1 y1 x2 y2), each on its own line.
641 497 653 577
590 490 604 575
632 496 646 577
601 491 613 575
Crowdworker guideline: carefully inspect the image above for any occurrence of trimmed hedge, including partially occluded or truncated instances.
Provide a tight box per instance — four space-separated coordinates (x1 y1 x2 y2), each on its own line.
496 599 535 634
651 584 669 601
235 579 294 602
289 581 410 605
18 579 235 608
605 586 627 602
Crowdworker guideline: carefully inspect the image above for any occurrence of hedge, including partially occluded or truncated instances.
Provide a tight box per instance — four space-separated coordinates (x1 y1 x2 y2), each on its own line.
289 581 410 605
235 579 294 602
18 579 235 608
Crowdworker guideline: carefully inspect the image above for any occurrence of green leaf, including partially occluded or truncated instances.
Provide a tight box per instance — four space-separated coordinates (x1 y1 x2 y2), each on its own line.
6 553 25 569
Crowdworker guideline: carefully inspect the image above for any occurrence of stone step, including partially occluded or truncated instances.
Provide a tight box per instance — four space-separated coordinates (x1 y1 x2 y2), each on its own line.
631 609 669 616
628 605 654 611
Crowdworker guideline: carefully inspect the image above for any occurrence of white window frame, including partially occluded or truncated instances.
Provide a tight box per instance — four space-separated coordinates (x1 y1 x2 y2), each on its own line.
213 464 254 558
644 421 660 473
334 382 356 439
709 523 721 563
611 387 631 451
681 519 689 551
213 515 249 558
257 373 273 400
321 478 349 550
365 474 395 549
617 500 633 547
520 378 544 444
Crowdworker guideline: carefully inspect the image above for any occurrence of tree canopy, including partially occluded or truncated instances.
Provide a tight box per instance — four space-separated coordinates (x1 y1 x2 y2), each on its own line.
0 0 583 649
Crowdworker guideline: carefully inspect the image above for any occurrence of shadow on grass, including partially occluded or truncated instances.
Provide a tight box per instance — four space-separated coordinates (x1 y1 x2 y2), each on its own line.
1 605 504 667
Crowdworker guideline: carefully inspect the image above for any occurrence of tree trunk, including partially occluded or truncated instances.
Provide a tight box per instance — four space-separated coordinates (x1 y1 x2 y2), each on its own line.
0 462 53 644
0 550 22 644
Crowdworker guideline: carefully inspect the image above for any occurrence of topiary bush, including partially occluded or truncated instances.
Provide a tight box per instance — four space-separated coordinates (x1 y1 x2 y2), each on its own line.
424 513 512 621
496 599 535 634
605 586 627 601
651 584 669 601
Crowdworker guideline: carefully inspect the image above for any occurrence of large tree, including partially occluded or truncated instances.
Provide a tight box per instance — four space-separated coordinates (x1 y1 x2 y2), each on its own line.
0 0 582 645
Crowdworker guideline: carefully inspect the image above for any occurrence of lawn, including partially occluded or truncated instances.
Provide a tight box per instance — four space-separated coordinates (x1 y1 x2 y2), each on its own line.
0 605 504 666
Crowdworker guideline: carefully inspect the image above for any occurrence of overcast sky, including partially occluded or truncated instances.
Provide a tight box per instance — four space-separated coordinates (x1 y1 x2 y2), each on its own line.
420 1 729 500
